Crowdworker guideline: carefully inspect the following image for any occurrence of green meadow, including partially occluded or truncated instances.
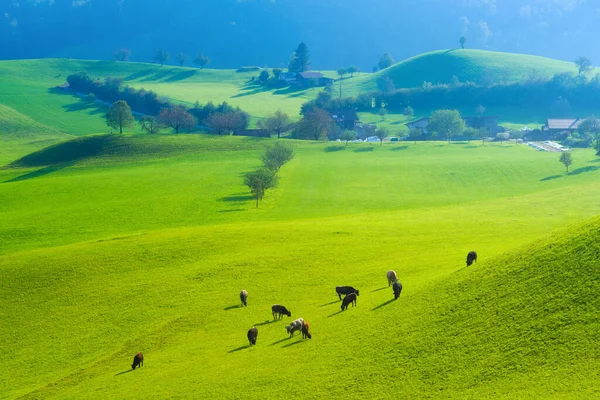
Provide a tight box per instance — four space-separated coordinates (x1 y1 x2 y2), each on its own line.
1 52 600 398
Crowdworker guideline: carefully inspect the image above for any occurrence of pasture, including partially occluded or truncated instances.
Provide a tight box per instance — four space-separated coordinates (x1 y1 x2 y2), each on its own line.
1 136 599 398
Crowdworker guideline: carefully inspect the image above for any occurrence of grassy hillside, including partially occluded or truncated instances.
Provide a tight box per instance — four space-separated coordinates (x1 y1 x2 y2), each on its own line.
345 49 579 95
1 136 600 398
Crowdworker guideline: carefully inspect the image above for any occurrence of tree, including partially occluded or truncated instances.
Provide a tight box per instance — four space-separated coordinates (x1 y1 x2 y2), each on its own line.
258 69 270 85
347 65 359 77
460 36 467 49
409 128 422 144
578 116 600 154
427 109 466 141
403 106 414 117
337 67 346 79
154 48 169 66
379 107 388 121
106 100 134 134
175 52 188 67
477 127 490 146
475 104 486 116
340 129 357 146
288 42 310 73
463 127 477 143
139 116 161 134
206 110 249 135
559 151 573 172
114 48 131 62
376 127 389 145
261 110 291 138
377 76 396 95
194 54 211 69
378 52 395 70
261 141 294 172
158 106 196 134
496 131 510 144
244 168 278 208
575 56 593 76
293 107 332 140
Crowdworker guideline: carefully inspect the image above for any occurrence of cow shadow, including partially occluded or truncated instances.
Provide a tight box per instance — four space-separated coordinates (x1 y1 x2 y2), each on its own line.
270 337 292 346
228 345 250 353
372 298 396 310
319 300 339 307
254 320 280 326
282 340 303 348
223 305 241 310
218 209 246 213
540 175 562 182
327 310 344 317
114 369 133 376
325 146 345 153
389 146 408 151
354 147 374 153
371 287 388 293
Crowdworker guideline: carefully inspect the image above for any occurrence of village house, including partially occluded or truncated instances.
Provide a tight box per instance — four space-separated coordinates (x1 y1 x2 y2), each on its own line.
406 115 500 135
330 108 361 130
543 118 582 135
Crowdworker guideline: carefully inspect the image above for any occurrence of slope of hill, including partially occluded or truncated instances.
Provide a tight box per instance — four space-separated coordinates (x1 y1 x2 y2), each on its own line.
345 49 579 94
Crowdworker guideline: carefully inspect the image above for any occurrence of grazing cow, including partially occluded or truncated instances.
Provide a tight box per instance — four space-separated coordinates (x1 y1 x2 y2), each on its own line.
272 304 291 319
341 293 357 311
131 352 143 370
387 270 398 286
335 286 359 300
301 321 312 339
247 327 258 345
240 290 248 306
466 251 478 267
393 281 403 300
285 318 304 337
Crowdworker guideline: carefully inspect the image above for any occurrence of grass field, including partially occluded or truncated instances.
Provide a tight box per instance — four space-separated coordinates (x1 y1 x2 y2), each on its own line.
1 133 600 398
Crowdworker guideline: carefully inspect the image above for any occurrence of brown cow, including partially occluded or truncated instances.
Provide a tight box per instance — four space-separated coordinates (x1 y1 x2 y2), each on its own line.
301 322 312 339
132 352 143 370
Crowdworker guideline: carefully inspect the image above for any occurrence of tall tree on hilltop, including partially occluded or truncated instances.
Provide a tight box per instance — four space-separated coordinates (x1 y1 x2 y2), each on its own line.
378 52 395 70
106 100 134 134
114 48 131 62
347 65 359 77
154 48 169 66
575 56 593 76
288 42 311 73
460 36 467 49
175 53 188 67
194 53 211 69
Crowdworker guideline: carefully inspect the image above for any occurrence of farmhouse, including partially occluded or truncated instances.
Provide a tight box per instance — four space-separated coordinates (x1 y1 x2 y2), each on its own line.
543 118 582 135
296 72 334 88
330 108 361 130
406 116 500 135
278 72 297 85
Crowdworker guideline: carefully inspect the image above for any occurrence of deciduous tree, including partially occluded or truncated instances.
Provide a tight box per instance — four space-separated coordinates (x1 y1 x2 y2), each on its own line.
106 100 134 134
261 141 294 172
378 52 395 70
575 56 593 76
114 48 131 61
340 129 357 146
578 115 600 154
139 116 161 134
460 36 467 49
428 109 466 141
559 151 573 172
194 54 211 69
347 65 359 77
259 110 291 138
244 168 278 208
175 52 188 67
376 127 389 145
293 107 332 140
154 48 169 66
159 106 195 134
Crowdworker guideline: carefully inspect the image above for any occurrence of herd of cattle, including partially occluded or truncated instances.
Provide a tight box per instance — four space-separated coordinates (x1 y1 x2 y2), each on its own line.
130 252 477 368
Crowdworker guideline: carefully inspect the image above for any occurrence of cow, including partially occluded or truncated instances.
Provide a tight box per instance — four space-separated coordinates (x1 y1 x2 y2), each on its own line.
286 318 304 337
393 281 403 300
240 290 248 306
466 251 478 266
247 327 258 345
387 270 398 286
301 321 312 339
335 286 359 300
271 304 291 319
341 293 357 311
132 352 143 370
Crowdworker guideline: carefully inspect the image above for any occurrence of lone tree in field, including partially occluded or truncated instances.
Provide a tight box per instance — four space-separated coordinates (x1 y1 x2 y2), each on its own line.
378 52 395 70
559 151 573 172
258 110 291 138
460 36 467 49
347 65 359 77
578 115 600 155
261 141 294 172
175 53 188 67
154 48 169 66
337 67 346 79
159 106 196 133
114 48 131 62
340 129 357 146
428 109 466 141
139 116 161 134
288 42 311 73
376 127 389 145
106 100 134 134
194 54 211 69
575 56 593 76
244 168 278 208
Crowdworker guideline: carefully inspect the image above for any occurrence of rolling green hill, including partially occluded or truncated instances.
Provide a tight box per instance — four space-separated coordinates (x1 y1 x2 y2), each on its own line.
1 136 600 398
345 49 579 95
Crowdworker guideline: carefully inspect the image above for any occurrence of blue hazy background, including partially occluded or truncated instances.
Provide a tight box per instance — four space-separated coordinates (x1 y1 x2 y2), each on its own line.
1 0 597 69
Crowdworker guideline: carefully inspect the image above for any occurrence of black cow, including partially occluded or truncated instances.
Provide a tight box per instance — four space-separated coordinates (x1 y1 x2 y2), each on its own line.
393 281 403 300
247 327 258 345
466 251 478 266
341 293 357 311
240 290 248 306
271 304 291 319
335 286 359 300
132 352 144 370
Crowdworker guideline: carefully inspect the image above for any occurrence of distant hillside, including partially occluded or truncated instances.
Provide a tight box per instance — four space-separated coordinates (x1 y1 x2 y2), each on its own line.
345 49 579 94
